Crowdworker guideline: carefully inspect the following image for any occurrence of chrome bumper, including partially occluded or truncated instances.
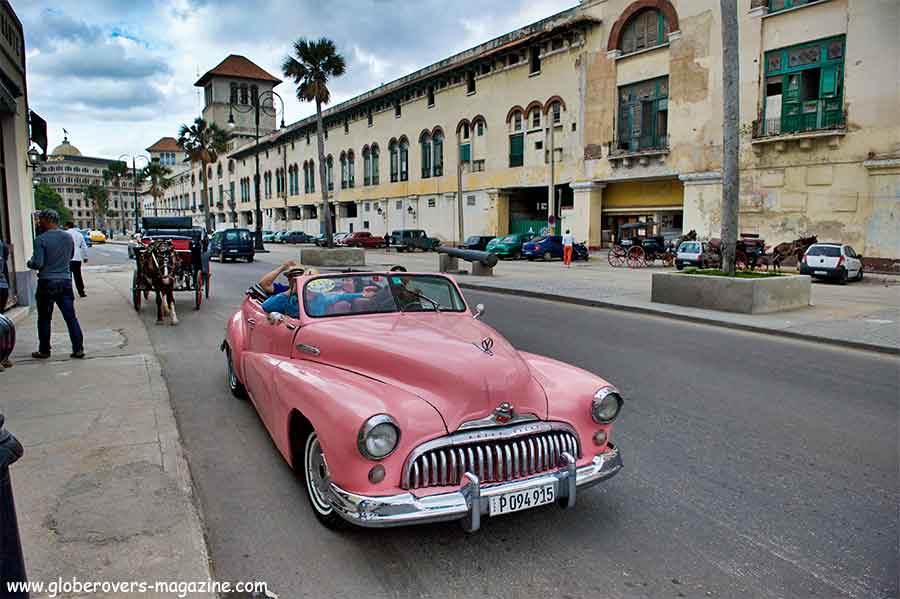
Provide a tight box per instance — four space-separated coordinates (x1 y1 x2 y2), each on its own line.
328 444 622 531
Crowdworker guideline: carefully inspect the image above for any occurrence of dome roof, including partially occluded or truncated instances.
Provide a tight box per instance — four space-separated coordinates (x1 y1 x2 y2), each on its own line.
51 137 81 157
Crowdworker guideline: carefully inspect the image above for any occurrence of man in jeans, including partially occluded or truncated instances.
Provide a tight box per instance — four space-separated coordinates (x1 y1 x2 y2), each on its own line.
65 221 88 297
27 210 84 359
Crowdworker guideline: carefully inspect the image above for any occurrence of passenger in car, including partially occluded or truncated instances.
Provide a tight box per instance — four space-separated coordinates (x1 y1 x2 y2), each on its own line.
258 260 301 295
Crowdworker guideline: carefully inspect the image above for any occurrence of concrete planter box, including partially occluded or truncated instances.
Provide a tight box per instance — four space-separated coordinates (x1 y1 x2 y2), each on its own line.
301 247 366 267
651 272 810 314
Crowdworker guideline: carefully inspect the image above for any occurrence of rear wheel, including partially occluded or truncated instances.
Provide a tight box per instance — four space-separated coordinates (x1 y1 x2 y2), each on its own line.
225 347 247 399
608 245 626 267
542 251 553 261
838 267 848 285
300 431 347 529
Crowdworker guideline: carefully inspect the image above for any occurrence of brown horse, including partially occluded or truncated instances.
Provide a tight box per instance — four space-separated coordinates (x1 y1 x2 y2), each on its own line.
771 235 818 271
137 239 179 325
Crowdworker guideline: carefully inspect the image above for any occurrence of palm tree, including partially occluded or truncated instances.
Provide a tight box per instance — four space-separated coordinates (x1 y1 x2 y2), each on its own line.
177 117 228 231
103 160 129 232
142 162 173 216
282 37 346 247
84 184 109 231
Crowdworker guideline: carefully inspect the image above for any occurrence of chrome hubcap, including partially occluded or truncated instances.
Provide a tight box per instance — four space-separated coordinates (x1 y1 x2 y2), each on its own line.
305 434 332 515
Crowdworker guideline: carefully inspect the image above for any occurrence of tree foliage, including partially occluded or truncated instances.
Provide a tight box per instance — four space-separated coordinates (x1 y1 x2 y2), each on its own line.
177 117 228 229
34 183 72 224
282 37 346 247
84 184 109 229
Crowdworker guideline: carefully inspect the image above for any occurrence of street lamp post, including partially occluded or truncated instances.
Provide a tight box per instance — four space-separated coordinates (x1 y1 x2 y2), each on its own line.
119 154 150 233
228 90 286 250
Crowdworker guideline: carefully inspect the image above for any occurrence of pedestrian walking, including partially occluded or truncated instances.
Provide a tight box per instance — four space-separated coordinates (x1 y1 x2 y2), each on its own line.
562 229 575 268
27 210 85 360
0 238 10 313
383 232 391 250
64 221 88 298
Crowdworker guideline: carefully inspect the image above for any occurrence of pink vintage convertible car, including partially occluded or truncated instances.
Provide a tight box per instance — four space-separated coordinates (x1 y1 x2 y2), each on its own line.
223 271 623 531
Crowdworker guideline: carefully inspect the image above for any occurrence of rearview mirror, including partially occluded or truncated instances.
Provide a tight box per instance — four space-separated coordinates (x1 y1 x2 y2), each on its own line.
473 303 485 319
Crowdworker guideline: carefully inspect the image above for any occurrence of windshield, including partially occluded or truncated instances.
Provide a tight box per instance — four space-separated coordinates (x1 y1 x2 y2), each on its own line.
501 236 518 243
303 274 466 317
679 242 701 253
807 245 841 257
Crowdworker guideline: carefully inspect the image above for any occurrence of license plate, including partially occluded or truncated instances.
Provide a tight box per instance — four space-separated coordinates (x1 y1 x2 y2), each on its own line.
228 249 238 252
814 270 826 275
489 484 555 516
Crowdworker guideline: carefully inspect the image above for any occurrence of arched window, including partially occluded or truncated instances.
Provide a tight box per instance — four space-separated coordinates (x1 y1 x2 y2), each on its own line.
508 110 525 167
389 140 399 183
217 163 223 178
399 138 409 182
432 130 444 177
371 144 380 185
531 107 541 129
550 101 562 125
340 151 348 189
620 9 669 55
347 150 355 188
228 160 235 174
420 131 432 178
326 155 334 191
362 146 371 186
207 166 213 180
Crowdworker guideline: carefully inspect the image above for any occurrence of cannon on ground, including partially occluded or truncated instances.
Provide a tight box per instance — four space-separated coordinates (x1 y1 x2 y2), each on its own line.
437 246 498 276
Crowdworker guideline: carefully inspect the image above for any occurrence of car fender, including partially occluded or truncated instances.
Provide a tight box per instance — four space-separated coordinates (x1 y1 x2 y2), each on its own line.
224 310 249 382
521 352 616 458
270 359 447 495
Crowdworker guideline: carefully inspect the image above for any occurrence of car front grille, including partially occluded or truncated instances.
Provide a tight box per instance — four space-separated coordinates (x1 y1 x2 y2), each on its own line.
402 423 580 490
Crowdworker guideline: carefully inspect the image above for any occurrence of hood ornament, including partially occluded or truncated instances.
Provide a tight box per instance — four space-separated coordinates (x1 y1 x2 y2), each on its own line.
492 402 514 424
477 336 494 355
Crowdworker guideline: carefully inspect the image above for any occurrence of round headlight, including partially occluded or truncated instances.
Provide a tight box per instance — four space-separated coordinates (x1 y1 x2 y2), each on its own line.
357 415 400 460
592 388 623 423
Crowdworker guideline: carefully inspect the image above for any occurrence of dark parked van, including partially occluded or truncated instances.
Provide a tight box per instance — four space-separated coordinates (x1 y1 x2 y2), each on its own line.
210 228 255 262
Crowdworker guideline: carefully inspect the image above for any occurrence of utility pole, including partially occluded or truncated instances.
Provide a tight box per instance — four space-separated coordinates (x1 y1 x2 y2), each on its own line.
456 141 465 245
720 0 740 274
548 120 556 234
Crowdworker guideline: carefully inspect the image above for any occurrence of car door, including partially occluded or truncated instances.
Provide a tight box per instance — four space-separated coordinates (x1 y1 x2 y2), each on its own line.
243 301 300 432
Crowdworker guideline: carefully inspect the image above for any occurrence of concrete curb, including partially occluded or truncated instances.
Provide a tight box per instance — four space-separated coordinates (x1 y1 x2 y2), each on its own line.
457 282 899 356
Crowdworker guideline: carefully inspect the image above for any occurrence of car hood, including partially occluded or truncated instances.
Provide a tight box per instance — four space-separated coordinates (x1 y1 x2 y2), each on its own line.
297 313 548 431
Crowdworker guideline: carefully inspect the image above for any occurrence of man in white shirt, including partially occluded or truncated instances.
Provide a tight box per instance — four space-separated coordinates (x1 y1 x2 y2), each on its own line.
562 229 575 267
65 221 88 297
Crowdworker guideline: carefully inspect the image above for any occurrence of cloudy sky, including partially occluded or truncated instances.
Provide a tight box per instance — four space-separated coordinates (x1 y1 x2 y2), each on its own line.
16 0 576 159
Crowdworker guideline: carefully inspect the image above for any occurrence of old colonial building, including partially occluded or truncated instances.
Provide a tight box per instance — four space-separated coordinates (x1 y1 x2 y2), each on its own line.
37 135 141 233
162 0 899 263
0 0 41 305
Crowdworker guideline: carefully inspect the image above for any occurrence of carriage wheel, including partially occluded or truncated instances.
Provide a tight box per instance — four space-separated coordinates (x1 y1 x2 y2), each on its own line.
735 250 749 271
626 246 645 268
608 245 627 267
194 271 203 310
132 271 142 311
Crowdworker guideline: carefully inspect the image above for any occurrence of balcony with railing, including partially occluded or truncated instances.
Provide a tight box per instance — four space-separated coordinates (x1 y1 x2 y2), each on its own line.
751 107 846 152
606 134 669 167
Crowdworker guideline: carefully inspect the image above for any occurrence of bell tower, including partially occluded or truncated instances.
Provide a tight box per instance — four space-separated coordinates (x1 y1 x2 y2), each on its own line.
193 54 282 145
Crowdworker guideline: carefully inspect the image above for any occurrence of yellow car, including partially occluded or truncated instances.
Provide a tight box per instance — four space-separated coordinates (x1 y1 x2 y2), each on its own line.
89 230 107 243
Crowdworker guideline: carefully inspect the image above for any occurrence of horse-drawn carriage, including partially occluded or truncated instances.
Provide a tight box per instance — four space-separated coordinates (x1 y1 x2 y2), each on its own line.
608 221 676 268
131 217 210 322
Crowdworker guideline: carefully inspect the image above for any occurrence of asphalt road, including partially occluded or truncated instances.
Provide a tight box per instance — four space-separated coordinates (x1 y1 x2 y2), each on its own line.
96 244 898 599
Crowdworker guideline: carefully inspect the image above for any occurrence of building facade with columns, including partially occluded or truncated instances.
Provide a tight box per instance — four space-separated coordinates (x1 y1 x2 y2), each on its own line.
37 136 141 233
161 0 898 264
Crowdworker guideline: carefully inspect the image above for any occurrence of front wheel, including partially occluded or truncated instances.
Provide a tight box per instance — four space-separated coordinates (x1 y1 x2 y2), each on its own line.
132 271 142 311
543 251 553 262
194 271 203 310
301 431 347 529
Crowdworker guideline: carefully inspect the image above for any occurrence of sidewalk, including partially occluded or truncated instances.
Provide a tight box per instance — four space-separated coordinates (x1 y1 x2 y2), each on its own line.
1 268 213 596
280 246 900 354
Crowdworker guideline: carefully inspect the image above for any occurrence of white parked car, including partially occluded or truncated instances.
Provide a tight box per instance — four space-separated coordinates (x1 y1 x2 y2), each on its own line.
675 241 707 270
799 243 863 284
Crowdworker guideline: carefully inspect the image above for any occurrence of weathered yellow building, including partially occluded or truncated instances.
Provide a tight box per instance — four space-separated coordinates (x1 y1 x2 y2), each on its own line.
159 0 899 266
